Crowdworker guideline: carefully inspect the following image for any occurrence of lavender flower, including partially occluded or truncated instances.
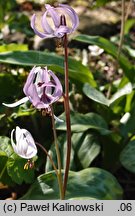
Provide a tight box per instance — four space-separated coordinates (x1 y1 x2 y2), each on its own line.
31 4 79 38
11 126 37 159
23 66 63 112
3 66 63 121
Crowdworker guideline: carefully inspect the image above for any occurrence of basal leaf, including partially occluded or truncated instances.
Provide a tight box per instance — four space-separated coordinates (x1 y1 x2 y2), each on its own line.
72 132 101 168
120 140 135 173
7 158 35 185
21 168 123 200
83 83 133 107
83 83 109 106
46 132 101 172
0 51 96 86
56 112 111 135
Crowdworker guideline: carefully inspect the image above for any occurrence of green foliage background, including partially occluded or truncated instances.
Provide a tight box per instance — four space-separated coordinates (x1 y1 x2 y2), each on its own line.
0 0 135 199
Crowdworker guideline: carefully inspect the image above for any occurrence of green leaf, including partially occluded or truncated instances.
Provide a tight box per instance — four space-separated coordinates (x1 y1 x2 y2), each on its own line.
83 83 109 106
21 168 123 200
125 19 135 34
56 112 111 135
0 136 35 185
0 51 96 86
83 83 133 107
72 132 101 168
0 137 14 185
0 43 28 52
46 132 101 172
125 91 134 112
7 158 35 184
120 140 135 173
0 155 12 185
74 34 135 81
0 136 14 158
120 104 135 138
109 83 133 105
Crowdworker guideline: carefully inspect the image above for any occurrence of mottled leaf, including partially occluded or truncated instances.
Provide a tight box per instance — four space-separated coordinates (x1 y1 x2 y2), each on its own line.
21 168 123 200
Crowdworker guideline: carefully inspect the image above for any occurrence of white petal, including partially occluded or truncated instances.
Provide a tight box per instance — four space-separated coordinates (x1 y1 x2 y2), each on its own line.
26 145 37 158
15 126 22 143
11 127 37 159
11 129 18 154
3 97 29 107
19 129 37 159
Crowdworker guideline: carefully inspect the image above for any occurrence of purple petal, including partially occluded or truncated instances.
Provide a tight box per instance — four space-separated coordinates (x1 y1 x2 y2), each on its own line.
54 25 70 38
23 66 40 96
59 4 79 32
31 14 53 38
38 67 50 84
41 11 54 34
48 70 63 100
45 4 60 28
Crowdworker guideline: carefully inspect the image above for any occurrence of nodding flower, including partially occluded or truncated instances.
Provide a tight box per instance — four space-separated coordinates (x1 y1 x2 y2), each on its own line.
11 126 37 159
31 4 79 39
3 66 63 121
23 66 63 112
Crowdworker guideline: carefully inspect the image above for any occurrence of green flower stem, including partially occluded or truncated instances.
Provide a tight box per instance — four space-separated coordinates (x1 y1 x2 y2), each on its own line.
50 106 64 200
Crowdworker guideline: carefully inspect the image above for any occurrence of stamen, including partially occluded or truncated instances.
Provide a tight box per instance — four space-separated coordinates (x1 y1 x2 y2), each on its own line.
24 159 35 170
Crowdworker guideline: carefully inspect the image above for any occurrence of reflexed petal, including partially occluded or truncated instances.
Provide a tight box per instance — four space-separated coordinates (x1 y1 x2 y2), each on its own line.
31 14 53 38
45 4 60 28
42 11 54 34
48 70 63 98
23 67 42 108
3 97 29 108
28 85 41 108
59 4 79 32
23 66 37 95
23 66 63 109
31 4 79 38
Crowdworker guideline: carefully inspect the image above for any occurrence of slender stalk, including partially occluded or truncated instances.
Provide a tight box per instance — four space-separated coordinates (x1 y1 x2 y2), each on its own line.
35 142 58 176
61 16 72 197
118 0 125 58
125 0 132 21
50 106 64 200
